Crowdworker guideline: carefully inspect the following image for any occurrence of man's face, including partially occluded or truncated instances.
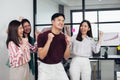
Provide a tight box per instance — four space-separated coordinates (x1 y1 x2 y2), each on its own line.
52 16 64 30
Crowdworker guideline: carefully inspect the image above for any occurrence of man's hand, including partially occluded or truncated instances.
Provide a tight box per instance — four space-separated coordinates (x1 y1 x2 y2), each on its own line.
48 33 54 43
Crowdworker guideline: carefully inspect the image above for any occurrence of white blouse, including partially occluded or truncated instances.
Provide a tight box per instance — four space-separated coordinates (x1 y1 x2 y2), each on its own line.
71 35 101 58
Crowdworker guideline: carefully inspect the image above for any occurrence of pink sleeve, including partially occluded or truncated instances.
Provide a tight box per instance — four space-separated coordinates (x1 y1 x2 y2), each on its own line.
8 41 23 67
28 42 38 53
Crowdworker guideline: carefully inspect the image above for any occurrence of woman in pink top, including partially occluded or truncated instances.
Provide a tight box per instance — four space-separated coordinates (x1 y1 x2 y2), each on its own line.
6 20 37 80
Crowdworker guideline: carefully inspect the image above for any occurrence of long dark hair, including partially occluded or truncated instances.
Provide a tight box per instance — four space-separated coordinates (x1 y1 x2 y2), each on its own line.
6 20 21 48
21 19 31 38
21 19 33 44
76 20 93 41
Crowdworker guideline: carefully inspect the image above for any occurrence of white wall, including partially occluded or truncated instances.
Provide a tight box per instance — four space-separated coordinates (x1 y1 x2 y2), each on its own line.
36 0 59 24
0 0 33 80
36 0 59 31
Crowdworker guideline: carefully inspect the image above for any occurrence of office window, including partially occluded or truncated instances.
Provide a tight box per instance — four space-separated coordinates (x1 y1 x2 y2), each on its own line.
99 10 120 22
72 9 120 40
91 24 98 40
99 23 120 33
85 11 97 23
72 12 82 23
72 25 79 35
72 24 98 40
85 11 98 39
72 11 98 39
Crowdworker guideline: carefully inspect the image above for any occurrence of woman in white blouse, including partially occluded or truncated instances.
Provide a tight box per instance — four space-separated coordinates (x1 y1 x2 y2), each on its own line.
69 20 103 80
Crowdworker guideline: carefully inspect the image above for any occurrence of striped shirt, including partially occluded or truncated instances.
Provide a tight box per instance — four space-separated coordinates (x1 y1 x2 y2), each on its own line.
8 41 37 67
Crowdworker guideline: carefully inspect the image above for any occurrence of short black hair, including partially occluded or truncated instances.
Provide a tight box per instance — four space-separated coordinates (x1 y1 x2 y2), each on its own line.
51 13 65 21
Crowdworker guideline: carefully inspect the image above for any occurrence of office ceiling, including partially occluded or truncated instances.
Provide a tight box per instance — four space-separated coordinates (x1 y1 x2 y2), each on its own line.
52 0 120 7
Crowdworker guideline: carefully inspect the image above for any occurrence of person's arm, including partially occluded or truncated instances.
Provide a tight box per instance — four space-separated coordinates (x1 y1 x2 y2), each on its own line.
18 16 24 22
41 27 51 33
8 42 24 67
35 30 41 41
38 33 54 60
98 31 104 45
92 31 103 53
64 35 71 60
20 38 28 51
28 41 37 53
64 25 71 36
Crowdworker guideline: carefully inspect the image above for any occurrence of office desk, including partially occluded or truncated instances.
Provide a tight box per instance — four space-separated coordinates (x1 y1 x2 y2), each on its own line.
90 55 120 60
90 55 120 80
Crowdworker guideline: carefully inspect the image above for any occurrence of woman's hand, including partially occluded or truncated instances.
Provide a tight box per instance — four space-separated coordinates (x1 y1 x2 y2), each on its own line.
65 34 71 47
21 38 28 46
98 31 104 44
18 16 24 22
99 31 104 39
64 25 71 36
35 30 41 40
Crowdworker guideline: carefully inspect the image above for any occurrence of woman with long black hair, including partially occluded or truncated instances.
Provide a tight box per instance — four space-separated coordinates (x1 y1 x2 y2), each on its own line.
69 20 103 80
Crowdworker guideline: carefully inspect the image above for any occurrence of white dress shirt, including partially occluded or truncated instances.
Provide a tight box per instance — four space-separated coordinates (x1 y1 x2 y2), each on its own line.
71 35 101 58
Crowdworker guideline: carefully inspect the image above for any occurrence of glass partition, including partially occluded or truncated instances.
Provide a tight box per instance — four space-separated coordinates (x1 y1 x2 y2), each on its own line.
36 0 59 24
99 10 120 22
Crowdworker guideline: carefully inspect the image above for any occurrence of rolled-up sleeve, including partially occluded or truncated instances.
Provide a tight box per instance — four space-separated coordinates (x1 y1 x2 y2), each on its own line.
8 41 23 67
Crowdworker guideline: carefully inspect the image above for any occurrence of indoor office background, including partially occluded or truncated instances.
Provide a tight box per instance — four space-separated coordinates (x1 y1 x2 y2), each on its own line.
0 0 120 80
36 0 120 80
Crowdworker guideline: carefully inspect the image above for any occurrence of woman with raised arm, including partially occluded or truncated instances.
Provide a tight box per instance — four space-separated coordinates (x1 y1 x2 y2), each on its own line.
69 20 103 80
